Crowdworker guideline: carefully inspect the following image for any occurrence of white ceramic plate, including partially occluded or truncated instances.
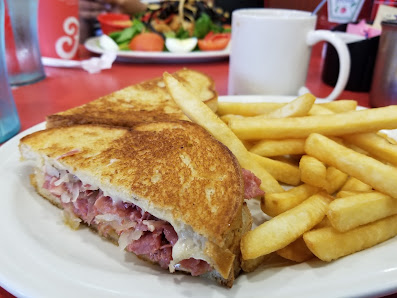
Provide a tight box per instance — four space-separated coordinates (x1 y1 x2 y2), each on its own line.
1 96 397 298
84 36 230 63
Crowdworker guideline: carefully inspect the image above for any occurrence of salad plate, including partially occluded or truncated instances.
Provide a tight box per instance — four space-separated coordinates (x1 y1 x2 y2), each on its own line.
84 36 230 63
1 96 397 297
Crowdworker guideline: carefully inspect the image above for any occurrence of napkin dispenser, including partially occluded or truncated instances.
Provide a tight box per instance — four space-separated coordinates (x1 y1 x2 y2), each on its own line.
321 23 380 92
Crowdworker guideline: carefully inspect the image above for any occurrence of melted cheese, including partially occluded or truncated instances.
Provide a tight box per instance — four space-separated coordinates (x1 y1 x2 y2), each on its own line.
168 227 212 272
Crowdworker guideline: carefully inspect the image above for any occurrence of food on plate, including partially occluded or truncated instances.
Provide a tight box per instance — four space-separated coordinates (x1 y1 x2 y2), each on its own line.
339 176 372 192
229 105 397 140
18 68 397 284
128 32 165 51
308 104 335 115
97 13 132 35
144 0 229 37
305 133 397 198
303 214 397 262
261 184 319 217
220 94 316 123
215 93 397 264
217 102 285 117
342 132 397 167
276 236 314 263
165 37 198 53
163 72 283 194
335 190 365 198
249 138 306 157
254 93 315 119
320 99 358 113
162 74 397 265
327 192 397 232
216 99 357 117
323 167 348 195
241 255 270 273
197 32 231 51
247 152 301 186
100 0 231 52
98 34 119 51
299 155 327 188
45 68 217 129
241 192 331 260
19 121 256 287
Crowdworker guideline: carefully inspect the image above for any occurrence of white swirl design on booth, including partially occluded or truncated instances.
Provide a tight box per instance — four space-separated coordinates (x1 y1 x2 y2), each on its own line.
55 16 80 59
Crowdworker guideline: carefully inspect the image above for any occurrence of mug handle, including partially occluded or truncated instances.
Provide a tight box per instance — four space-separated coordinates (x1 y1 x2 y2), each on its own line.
298 30 351 102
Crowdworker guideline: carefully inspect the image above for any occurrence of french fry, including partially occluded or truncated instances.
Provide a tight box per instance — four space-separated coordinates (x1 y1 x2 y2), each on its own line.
328 136 345 145
299 155 327 188
217 99 357 117
217 102 283 116
319 100 357 113
249 152 301 186
229 106 397 140
249 138 306 157
261 184 319 217
163 72 284 193
241 192 331 260
220 114 245 125
241 255 270 273
272 155 301 166
305 133 397 198
308 105 334 115
335 190 371 198
343 132 397 167
340 177 373 192
328 192 397 232
254 93 315 119
223 94 315 124
324 166 348 194
378 131 397 145
303 214 397 262
345 143 369 155
314 216 331 229
276 236 314 262
241 140 254 150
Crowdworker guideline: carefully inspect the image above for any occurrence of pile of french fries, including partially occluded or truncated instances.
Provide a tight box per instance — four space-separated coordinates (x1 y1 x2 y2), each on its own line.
163 73 397 271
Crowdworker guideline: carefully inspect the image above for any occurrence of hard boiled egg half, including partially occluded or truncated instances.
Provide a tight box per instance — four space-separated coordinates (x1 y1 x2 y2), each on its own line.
165 37 198 53
99 34 119 51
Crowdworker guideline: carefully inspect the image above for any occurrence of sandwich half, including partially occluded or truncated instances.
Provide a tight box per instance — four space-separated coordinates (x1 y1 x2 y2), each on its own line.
46 68 218 129
19 121 251 287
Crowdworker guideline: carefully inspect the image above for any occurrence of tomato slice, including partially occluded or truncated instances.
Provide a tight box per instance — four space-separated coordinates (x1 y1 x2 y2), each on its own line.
129 32 165 51
197 32 231 51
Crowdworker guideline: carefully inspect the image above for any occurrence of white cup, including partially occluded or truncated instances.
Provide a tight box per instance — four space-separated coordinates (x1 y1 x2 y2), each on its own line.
228 9 351 102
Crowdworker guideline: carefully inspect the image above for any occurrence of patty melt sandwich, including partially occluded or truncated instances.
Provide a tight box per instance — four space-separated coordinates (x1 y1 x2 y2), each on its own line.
19 121 257 287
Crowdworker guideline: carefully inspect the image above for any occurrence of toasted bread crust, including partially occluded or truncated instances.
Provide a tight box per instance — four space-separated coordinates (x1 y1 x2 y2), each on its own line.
21 122 248 286
46 69 218 129
20 122 244 245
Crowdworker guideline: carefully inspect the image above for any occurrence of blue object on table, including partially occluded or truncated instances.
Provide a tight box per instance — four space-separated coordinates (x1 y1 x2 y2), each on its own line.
6 0 45 86
0 0 21 143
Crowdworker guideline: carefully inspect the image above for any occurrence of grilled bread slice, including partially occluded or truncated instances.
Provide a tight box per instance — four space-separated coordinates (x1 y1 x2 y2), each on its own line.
19 122 249 287
46 69 218 129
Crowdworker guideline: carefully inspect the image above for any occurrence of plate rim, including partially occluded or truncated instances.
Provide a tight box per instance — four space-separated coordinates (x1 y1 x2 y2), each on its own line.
1 96 397 298
84 36 230 63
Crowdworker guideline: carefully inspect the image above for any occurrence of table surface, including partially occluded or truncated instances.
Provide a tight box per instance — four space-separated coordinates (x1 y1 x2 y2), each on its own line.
0 43 380 298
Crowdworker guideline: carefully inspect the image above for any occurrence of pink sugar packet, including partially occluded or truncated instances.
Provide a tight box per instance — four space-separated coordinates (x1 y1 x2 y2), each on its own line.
347 19 381 38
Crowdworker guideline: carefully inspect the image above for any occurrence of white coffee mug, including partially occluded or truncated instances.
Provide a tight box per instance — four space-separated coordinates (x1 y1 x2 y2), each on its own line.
228 9 351 102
